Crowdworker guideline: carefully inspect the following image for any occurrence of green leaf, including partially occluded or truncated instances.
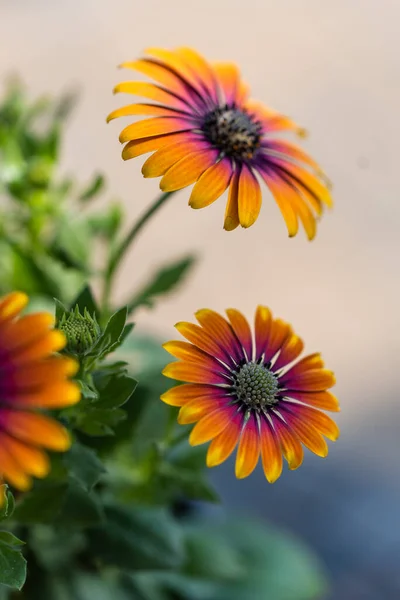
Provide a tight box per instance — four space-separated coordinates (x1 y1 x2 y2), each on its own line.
53 218 92 270
94 372 137 410
64 443 106 491
127 255 196 313
13 483 67 524
70 285 99 318
88 505 184 571
79 174 105 202
54 298 68 324
57 484 103 527
0 532 24 549
158 464 219 503
0 543 26 590
186 518 328 600
89 307 128 359
77 408 126 437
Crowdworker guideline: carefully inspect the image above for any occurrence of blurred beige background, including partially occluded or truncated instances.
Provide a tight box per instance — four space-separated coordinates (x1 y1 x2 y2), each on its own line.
1 0 399 443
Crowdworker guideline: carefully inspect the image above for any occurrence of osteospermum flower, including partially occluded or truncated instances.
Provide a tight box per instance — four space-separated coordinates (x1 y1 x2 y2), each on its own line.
0 292 80 500
108 47 332 238
161 307 339 481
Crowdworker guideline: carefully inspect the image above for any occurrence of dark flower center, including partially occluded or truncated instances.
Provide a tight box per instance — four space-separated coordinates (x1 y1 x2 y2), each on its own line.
233 362 279 409
202 105 262 160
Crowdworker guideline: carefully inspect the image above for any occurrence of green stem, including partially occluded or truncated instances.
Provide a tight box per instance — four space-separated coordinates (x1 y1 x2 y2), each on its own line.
101 191 173 314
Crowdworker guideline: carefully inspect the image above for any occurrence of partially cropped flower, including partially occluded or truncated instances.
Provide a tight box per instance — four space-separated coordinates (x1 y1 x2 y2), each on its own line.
162 307 339 481
108 47 332 238
0 292 80 496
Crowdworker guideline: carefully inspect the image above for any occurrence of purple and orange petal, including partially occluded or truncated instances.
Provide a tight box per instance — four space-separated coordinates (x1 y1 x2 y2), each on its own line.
0 293 81 495
162 305 339 482
109 46 333 238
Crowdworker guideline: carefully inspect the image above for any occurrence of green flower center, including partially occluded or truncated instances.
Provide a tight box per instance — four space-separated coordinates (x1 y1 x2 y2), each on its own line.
202 105 262 160
234 362 279 409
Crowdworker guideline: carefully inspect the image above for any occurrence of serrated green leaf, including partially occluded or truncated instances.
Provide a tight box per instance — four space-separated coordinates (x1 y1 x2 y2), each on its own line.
79 174 105 202
64 443 106 491
0 544 26 590
127 256 196 313
89 307 128 359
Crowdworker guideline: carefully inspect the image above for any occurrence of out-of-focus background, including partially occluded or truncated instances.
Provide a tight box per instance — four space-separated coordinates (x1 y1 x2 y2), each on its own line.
1 0 399 597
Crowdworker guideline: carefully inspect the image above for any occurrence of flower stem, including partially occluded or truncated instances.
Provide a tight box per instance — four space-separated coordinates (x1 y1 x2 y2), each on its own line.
101 191 173 315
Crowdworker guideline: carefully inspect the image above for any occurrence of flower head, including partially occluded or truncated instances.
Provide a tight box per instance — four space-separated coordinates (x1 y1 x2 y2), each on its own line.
58 305 101 356
0 292 80 496
162 306 339 481
109 47 332 238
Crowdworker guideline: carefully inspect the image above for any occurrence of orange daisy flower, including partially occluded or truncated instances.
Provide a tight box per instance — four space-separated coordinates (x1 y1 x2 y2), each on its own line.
108 47 332 238
161 306 339 481
0 292 80 500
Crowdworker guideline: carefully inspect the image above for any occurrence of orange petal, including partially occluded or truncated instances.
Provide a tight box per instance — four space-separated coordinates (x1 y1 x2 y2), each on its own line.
175 321 229 363
14 381 81 409
0 292 28 323
122 131 191 160
178 394 229 425
0 313 54 352
280 407 329 457
273 333 304 371
176 47 218 103
246 100 304 135
12 357 78 390
238 165 262 228
264 319 291 363
213 62 241 106
0 434 50 478
254 305 272 361
195 309 243 364
112 81 189 111
283 368 336 391
119 116 194 144
160 149 219 192
235 412 260 479
189 406 236 445
144 47 206 98
142 136 206 177
206 411 242 467
286 390 340 412
4 411 71 451
265 140 322 172
271 414 303 469
223 169 240 231
189 159 232 209
108 103 187 121
11 331 66 365
161 383 223 407
282 353 325 380
162 361 229 385
163 340 229 374
119 59 194 104
226 308 253 361
0 445 32 491
288 404 340 441
260 170 299 238
259 415 283 483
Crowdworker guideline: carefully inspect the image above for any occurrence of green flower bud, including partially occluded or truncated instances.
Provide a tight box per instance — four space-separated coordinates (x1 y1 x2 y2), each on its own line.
58 305 101 355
